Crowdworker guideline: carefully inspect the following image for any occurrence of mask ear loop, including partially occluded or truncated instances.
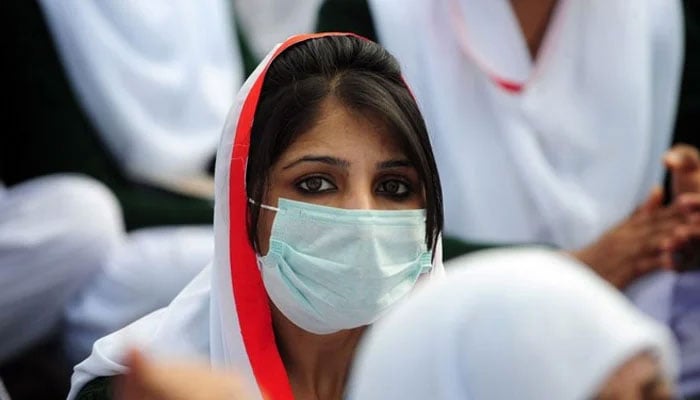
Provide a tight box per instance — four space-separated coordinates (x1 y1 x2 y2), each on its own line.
249 198 279 262
248 198 280 212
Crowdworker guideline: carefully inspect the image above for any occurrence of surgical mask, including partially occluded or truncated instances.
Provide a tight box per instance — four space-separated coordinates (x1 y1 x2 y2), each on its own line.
253 198 433 335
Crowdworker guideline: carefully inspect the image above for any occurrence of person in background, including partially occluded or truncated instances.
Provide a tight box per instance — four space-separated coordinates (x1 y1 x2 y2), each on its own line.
6 0 241 231
0 175 122 381
349 248 680 400
5 1 241 397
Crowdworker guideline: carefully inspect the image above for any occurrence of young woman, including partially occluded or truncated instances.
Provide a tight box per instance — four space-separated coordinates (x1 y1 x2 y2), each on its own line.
69 33 444 400
349 248 679 400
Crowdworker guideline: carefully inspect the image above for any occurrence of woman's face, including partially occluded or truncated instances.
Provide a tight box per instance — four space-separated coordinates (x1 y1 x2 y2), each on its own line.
595 353 675 400
256 97 425 255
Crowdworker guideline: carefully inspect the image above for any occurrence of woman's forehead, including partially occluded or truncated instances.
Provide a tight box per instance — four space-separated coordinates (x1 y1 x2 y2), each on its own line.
279 98 408 161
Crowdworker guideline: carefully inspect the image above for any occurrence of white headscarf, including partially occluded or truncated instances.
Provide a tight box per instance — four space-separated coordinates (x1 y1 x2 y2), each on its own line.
349 248 679 400
68 33 445 400
38 0 243 187
369 0 683 249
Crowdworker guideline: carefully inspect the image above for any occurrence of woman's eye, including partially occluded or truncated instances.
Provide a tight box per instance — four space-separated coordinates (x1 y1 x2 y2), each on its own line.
377 179 411 197
296 176 336 193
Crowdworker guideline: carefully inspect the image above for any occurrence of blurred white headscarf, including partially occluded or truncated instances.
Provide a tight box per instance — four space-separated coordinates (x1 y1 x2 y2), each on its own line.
349 248 679 400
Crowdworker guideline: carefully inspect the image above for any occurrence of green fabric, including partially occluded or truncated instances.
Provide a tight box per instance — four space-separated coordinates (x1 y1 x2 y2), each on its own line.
442 236 507 261
673 0 700 149
316 0 377 41
75 377 114 400
6 0 214 231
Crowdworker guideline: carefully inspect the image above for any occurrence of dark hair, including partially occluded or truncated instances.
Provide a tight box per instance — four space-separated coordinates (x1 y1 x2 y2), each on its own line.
246 35 443 251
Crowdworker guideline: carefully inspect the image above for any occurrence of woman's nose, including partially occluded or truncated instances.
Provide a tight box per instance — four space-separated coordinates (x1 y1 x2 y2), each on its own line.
341 187 375 210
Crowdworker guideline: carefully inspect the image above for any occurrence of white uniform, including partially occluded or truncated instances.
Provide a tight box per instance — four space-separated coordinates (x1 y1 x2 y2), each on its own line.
0 175 122 363
63 225 213 365
370 0 682 249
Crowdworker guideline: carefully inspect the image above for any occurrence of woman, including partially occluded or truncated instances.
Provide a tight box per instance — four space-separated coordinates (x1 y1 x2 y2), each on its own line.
69 33 444 400
349 248 680 400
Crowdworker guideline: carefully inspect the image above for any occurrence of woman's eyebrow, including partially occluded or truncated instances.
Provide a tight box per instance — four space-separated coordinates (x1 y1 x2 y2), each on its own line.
377 159 414 169
282 155 350 170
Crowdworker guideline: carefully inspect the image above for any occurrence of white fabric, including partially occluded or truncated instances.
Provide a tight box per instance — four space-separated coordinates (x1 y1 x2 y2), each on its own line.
234 0 324 59
64 226 213 365
68 36 446 400
0 175 123 363
370 0 683 250
349 248 679 400
0 378 10 400
37 0 243 186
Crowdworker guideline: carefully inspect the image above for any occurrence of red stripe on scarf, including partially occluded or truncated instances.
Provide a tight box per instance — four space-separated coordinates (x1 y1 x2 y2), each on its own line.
229 32 363 400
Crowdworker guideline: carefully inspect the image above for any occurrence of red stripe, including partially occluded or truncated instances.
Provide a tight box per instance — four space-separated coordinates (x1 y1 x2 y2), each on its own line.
228 32 362 400
493 77 523 94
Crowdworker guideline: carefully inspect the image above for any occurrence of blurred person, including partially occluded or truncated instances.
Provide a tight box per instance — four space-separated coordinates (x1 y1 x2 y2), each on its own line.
115 350 253 400
29 0 245 364
0 175 213 399
7 0 243 230
0 175 122 364
68 33 445 400
317 0 699 272
365 0 694 282
349 248 680 400
37 0 242 197
5 2 242 396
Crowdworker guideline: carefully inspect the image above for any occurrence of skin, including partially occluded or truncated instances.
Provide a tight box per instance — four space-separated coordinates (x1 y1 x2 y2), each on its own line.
510 0 559 59
117 350 252 400
664 144 700 270
666 144 700 196
595 353 675 400
574 146 700 287
572 187 700 288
